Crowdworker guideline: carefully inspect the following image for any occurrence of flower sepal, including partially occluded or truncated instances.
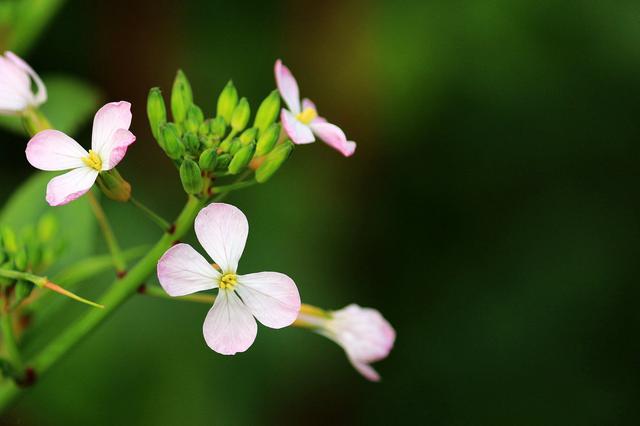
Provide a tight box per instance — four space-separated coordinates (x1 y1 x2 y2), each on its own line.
96 169 132 202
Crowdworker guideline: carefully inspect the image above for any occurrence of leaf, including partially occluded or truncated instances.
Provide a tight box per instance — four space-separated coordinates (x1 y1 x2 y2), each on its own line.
0 171 95 273
0 0 68 54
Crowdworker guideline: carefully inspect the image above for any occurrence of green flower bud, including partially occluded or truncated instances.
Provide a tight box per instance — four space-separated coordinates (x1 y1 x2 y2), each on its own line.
240 127 258 145
179 159 203 195
96 169 132 202
14 248 27 271
183 132 201 155
228 143 256 175
185 104 204 134
231 98 250 132
215 154 232 171
229 138 242 156
199 148 218 172
14 280 35 305
256 140 294 183
199 119 211 138
0 261 13 286
171 69 193 124
159 123 185 160
217 80 238 124
210 116 227 140
253 90 280 134
37 214 57 243
255 123 281 157
0 227 18 254
147 87 167 140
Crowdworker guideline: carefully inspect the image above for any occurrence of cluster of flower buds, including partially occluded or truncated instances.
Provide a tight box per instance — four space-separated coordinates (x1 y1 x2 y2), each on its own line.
147 71 294 196
0 215 60 306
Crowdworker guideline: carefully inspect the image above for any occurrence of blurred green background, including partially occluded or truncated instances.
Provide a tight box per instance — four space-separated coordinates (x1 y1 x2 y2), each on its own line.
1 0 640 424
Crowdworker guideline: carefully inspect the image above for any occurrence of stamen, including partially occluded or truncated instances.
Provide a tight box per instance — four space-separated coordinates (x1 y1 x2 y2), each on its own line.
82 150 103 171
219 273 238 290
296 107 317 125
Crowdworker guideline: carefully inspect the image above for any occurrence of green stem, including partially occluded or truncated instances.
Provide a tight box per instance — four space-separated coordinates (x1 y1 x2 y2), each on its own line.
130 197 171 231
211 178 257 194
0 312 24 381
140 285 215 304
86 190 127 275
0 195 204 410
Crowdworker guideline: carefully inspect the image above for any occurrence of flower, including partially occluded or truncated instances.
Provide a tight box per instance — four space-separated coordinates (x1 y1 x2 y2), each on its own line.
299 304 395 381
25 101 136 206
0 51 47 114
275 59 356 157
157 203 301 355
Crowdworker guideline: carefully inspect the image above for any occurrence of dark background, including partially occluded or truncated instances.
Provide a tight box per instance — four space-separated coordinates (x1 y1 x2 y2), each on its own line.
1 0 640 424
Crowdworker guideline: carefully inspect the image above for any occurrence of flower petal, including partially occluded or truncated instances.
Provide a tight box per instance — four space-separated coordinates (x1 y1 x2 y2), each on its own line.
310 121 356 157
350 359 381 382
26 130 88 171
157 243 220 297
91 101 133 159
203 290 257 355
101 128 136 170
194 203 248 273
236 272 301 329
45 167 98 206
281 109 315 145
5 51 46 105
274 59 300 114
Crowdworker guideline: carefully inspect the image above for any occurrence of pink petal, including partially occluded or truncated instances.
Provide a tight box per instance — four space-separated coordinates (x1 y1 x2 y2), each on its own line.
26 130 88 171
281 109 315 145
236 272 301 329
301 98 317 113
350 360 381 382
194 203 248 273
91 101 133 160
157 243 220 297
310 121 356 157
5 51 46 105
102 128 136 170
274 59 301 114
45 167 98 206
203 290 257 355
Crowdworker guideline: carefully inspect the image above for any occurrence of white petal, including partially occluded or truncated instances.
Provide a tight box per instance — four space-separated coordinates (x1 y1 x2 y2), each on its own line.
100 128 136 170
274 59 300 114
350 359 381 382
310 121 356 157
0 52 32 112
194 203 248 273
25 130 88 171
281 109 315 145
91 101 133 158
236 272 301 329
45 167 98 206
202 290 257 355
157 243 220 297
5 51 46 105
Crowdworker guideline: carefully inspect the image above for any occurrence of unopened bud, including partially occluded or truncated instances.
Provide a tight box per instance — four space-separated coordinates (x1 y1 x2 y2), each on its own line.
228 143 256 175
96 169 132 202
185 104 204 134
171 69 193 124
240 127 258 145
183 132 200 155
160 123 185 160
210 116 227 140
0 227 18 254
180 159 203 195
255 123 281 156
147 87 167 140
229 138 242 156
253 90 280 134
217 80 238 124
231 98 250 132
215 154 232 171
256 140 294 183
14 280 34 304
37 214 57 243
198 119 211 138
14 248 27 271
199 148 218 172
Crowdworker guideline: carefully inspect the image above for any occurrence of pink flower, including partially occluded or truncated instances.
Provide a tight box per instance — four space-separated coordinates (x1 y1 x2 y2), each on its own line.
275 59 356 157
0 51 46 114
300 304 395 381
25 101 135 206
157 203 301 355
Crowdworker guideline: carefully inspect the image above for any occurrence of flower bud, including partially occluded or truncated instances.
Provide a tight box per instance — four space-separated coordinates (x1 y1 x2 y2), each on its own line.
171 69 193 124
13 248 27 271
199 148 218 172
210 116 227 140
217 80 238 124
255 123 281 157
183 132 200 155
179 159 203 195
96 169 132 202
253 90 280 134
185 104 204 134
0 227 18 254
198 119 211 138
215 153 231 171
14 281 34 304
231 98 250 132
229 138 242 156
147 87 167 140
159 123 185 160
228 143 256 175
255 140 294 183
37 214 57 243
240 127 258 145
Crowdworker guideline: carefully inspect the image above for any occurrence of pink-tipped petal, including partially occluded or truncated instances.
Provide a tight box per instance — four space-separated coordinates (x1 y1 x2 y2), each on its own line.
91 101 133 159
310 122 356 157
351 360 381 382
281 109 315 145
301 98 317 113
5 51 46 105
194 203 248 273
45 167 98 206
203 290 257 355
26 130 88 171
157 243 220 297
102 128 136 170
274 59 300 114
236 272 301 329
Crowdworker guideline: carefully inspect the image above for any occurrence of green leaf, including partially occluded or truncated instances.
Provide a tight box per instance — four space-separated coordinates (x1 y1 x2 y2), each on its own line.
0 172 95 273
0 0 67 54
0 74 101 137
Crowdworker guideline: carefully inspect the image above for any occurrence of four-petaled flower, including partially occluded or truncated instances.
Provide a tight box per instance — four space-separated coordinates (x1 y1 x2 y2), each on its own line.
0 51 46 114
25 101 136 206
275 59 356 157
157 203 301 355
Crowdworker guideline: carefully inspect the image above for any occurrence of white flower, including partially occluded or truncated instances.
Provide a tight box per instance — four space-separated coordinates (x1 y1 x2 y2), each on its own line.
0 51 46 114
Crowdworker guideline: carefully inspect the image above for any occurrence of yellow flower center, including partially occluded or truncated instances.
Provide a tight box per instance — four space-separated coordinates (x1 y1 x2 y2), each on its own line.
82 150 102 171
296 107 317 125
219 273 238 290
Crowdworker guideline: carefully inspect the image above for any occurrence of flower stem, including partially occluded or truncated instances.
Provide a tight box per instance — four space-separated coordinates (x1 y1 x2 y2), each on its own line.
0 311 24 381
211 178 257 195
86 190 127 276
130 197 171 231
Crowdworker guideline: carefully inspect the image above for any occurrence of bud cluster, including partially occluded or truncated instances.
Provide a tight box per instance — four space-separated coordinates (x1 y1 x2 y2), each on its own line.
147 70 294 196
